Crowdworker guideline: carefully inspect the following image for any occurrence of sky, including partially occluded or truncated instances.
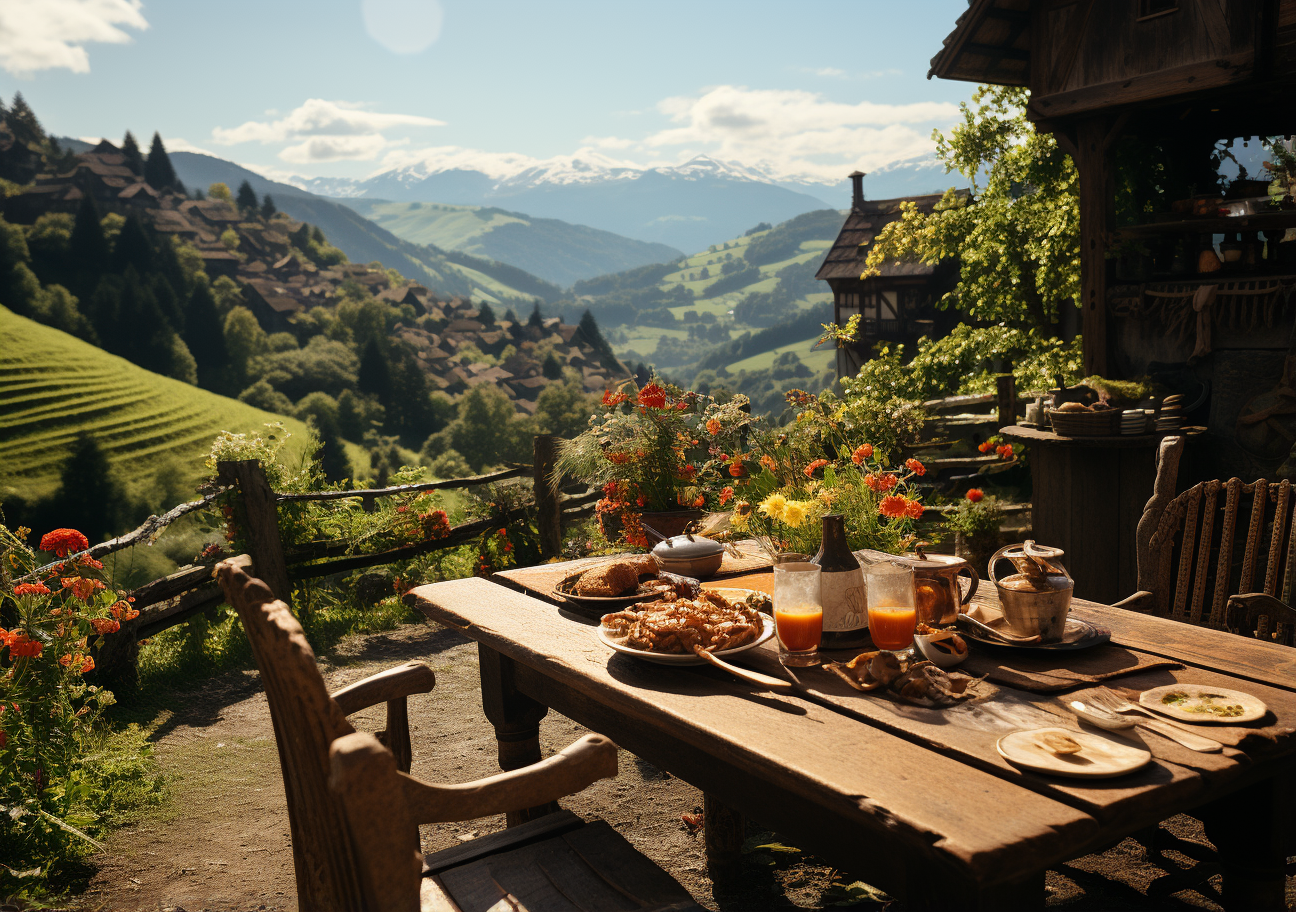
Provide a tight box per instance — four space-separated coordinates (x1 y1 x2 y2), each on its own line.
0 0 978 188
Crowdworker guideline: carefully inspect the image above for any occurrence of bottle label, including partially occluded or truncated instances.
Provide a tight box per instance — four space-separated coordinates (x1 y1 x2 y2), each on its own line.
821 567 867 632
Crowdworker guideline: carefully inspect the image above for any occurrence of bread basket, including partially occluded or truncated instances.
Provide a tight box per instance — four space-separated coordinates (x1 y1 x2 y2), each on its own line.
1048 408 1120 437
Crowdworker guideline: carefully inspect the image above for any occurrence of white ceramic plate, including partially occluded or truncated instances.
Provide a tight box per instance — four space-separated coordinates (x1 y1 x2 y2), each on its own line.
597 610 775 666
1138 684 1267 724
997 727 1152 779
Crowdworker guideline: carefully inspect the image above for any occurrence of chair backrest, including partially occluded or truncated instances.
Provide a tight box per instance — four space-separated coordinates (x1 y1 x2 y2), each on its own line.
1133 441 1296 628
215 555 365 912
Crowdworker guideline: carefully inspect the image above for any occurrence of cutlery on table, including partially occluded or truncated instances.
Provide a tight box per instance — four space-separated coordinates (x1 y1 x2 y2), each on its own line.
955 612 1042 646
1083 688 1224 753
692 645 793 691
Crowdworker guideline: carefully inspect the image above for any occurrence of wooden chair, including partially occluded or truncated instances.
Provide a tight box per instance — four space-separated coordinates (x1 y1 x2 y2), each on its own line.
215 555 700 912
1114 435 1296 645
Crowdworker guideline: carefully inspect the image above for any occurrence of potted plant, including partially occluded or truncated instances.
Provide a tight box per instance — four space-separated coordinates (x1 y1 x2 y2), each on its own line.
944 488 1005 571
555 380 753 548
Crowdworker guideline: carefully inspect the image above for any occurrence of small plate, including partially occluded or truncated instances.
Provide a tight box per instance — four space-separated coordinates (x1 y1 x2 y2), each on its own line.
597 614 775 665
1138 684 1267 724
997 727 1152 778
959 617 1111 651
552 571 664 611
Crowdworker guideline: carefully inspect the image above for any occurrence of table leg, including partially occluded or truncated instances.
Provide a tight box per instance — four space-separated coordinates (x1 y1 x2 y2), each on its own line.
477 643 557 826
908 869 1045 911
1199 774 1292 912
703 793 745 881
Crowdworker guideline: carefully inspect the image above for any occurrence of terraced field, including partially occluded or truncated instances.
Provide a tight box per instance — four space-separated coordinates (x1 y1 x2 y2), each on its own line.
0 307 310 500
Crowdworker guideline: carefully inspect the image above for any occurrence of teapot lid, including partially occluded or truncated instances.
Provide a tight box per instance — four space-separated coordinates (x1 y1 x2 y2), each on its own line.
652 534 724 560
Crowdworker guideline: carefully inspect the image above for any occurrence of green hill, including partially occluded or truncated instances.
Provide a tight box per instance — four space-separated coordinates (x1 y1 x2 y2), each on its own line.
0 306 311 500
342 199 683 288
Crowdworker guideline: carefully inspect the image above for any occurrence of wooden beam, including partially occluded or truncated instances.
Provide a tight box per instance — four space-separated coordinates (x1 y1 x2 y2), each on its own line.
1075 117 1113 379
966 42 1030 61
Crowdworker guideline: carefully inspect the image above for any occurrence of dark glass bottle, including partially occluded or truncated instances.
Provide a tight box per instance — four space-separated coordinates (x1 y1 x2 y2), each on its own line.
812 514 868 649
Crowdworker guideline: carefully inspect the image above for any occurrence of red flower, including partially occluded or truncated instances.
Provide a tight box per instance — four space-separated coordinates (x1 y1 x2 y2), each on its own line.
905 458 926 476
81 656 95 674
498 528 508 537
691 494 706 509
13 583 51 597
6 633 42 658
719 486 734 506
728 461 746 478
92 617 121 635
978 440 994 454
804 458 829 478
879 495 910 519
110 601 140 621
601 390 628 407
851 444 873 464
904 498 925 520
60 576 103 601
706 418 722 435
637 384 667 409
419 510 451 540
966 488 985 503
39 529 89 558
395 505 408 513
607 451 631 465
78 556 104 570
865 472 898 493
996 444 1014 460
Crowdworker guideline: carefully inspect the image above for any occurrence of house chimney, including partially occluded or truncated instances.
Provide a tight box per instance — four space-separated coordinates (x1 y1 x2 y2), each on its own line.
849 171 865 211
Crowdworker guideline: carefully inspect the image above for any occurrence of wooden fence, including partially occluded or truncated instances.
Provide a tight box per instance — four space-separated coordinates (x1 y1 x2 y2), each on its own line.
17 435 595 677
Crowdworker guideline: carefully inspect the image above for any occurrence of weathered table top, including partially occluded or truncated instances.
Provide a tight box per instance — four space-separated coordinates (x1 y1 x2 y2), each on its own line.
409 557 1296 906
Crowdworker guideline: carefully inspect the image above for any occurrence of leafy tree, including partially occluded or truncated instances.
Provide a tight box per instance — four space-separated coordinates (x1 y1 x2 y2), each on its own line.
185 281 230 390
337 389 384 441
236 180 258 213
238 379 293 415
256 336 359 400
427 384 533 472
49 434 127 542
143 132 178 190
111 214 154 273
224 305 269 386
192 185 205 200
541 352 563 380
357 338 393 403
536 380 595 439
294 393 351 482
208 182 234 203
120 130 144 175
862 86 1078 332
261 194 277 219
219 228 240 252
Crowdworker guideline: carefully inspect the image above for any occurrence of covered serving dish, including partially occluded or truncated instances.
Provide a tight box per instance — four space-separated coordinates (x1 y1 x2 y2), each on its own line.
651 533 725 579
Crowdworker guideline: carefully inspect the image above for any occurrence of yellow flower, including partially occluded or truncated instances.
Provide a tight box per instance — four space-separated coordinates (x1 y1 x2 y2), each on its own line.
817 489 836 505
732 511 749 531
758 493 787 521
782 500 809 528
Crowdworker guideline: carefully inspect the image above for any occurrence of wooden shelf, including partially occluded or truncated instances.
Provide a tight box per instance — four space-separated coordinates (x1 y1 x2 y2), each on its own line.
1112 210 1296 241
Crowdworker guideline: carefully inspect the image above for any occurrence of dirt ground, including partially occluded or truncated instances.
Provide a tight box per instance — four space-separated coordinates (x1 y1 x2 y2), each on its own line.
73 619 1288 911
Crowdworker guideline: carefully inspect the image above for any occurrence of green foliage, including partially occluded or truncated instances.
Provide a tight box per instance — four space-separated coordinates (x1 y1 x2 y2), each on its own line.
943 492 1005 538
237 379 293 415
235 180 258 213
742 209 842 266
425 384 534 472
256 336 359 401
143 133 177 191
119 131 144 175
864 86 1079 332
223 305 268 386
535 379 597 439
207 182 233 204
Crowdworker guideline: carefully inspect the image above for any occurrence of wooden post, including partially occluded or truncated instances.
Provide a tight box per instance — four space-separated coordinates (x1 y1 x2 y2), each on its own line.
217 459 292 607
477 644 557 826
703 793 745 881
996 374 1017 430
534 435 562 560
1075 116 1114 378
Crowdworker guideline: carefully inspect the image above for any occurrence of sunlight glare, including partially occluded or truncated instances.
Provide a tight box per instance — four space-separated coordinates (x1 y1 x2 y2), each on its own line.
361 0 444 55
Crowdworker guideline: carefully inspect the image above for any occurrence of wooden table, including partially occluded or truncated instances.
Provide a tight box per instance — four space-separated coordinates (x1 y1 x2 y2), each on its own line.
999 426 1201 603
408 561 1296 911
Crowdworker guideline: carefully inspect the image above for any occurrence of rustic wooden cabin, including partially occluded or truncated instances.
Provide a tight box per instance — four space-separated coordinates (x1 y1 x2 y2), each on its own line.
931 0 1296 481
816 172 964 378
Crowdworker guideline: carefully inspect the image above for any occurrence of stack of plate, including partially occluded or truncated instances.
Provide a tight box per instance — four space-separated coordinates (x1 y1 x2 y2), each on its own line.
1121 409 1147 435
1156 395 1183 433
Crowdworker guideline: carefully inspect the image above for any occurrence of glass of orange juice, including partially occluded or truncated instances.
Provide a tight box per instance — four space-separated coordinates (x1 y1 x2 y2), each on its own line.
865 559 917 655
773 553 822 667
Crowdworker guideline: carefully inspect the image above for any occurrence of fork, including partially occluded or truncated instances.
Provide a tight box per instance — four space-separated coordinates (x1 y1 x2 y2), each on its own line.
1089 687 1223 753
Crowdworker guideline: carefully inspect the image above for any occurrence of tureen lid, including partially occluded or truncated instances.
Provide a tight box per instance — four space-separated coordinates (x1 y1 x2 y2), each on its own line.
652 534 724 559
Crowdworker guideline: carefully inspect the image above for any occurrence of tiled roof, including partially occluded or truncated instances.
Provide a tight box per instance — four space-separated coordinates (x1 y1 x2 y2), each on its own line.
815 192 967 282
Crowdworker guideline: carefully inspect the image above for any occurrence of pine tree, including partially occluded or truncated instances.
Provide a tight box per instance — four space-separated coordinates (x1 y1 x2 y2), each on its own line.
50 434 127 543
311 225 325 244
236 180 258 213
542 352 563 380
357 338 393 404
111 214 155 273
120 131 144 174
476 301 495 326
7 92 44 147
291 223 311 248
68 194 109 278
143 132 177 189
185 281 230 390
261 194 277 219
528 301 543 328
503 308 518 324
192 185 205 200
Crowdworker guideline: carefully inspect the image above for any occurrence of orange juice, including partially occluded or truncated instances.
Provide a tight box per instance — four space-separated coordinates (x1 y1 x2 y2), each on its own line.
774 605 823 652
868 603 917 651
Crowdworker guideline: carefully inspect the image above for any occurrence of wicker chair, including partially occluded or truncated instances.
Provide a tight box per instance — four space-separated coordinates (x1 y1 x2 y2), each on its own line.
215 554 700 912
1114 435 1296 644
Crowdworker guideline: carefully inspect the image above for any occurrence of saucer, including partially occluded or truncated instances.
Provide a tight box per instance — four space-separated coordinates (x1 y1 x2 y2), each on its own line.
959 617 1111 651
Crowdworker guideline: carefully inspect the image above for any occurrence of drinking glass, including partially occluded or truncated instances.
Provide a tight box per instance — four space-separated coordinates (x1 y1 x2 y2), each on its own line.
773 552 822 667
866 559 917 655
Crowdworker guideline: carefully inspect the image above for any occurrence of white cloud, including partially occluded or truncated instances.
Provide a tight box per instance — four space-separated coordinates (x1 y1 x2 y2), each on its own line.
640 85 959 183
814 67 846 78
211 98 443 163
163 137 217 157
0 0 147 77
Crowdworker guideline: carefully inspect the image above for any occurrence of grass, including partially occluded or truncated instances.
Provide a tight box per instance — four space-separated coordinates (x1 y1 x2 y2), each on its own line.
0 306 311 501
727 335 836 375
348 201 526 250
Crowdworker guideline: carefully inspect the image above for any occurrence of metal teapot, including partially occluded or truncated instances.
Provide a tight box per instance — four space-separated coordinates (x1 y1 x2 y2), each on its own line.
989 541 1074 642
857 547 979 626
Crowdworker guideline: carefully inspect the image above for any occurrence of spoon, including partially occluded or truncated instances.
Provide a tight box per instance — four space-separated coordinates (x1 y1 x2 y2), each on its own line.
956 612 1042 646
1069 700 1222 753
693 645 793 691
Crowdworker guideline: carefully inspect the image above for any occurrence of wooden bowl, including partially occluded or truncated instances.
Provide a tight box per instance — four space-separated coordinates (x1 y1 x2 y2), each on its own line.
1048 408 1120 437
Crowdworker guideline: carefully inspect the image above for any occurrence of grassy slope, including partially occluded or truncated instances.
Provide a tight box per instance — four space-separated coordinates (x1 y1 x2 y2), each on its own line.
0 307 311 500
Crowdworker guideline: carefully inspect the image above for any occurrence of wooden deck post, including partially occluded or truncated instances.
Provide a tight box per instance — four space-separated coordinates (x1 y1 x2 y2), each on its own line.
534 435 562 560
996 373 1017 430
1075 116 1115 378
217 459 292 607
